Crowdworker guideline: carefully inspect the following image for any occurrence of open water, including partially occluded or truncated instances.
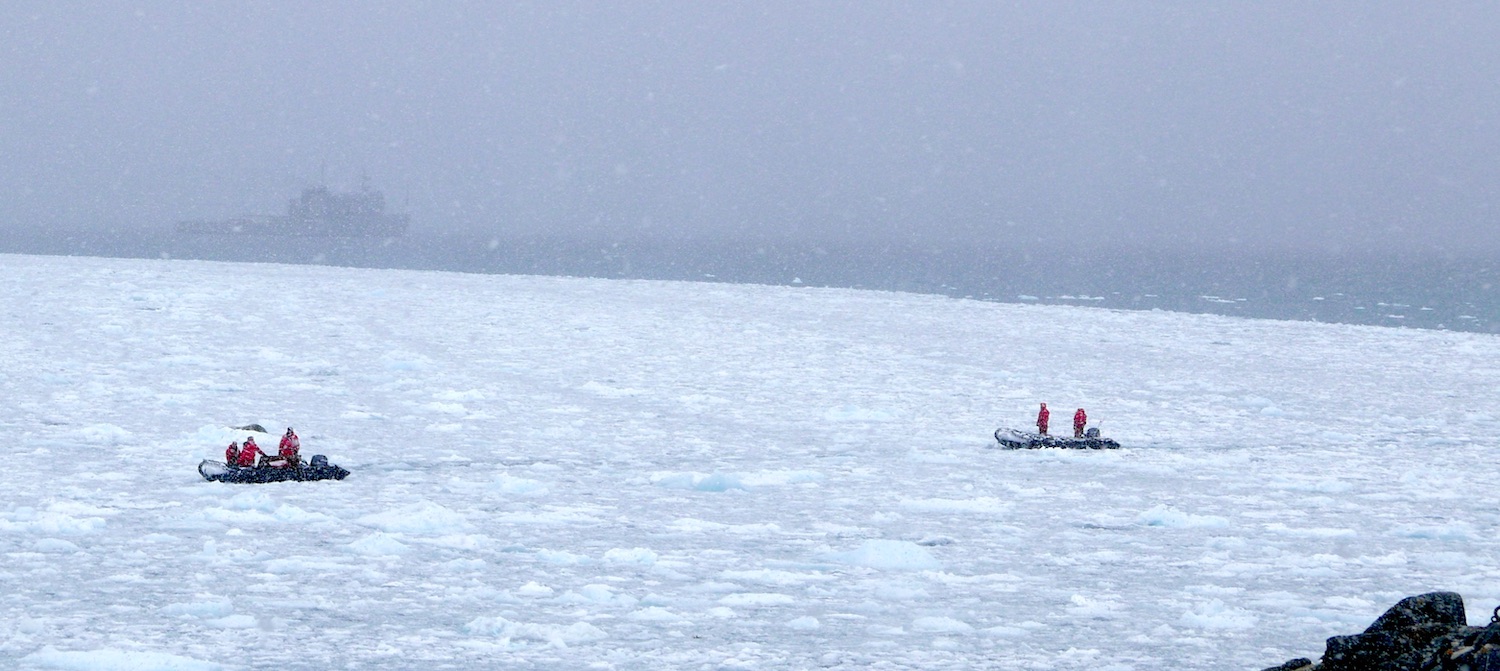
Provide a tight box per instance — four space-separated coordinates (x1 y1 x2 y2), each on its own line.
6 228 1496 334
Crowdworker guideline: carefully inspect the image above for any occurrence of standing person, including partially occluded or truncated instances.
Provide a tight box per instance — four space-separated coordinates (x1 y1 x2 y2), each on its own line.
276 427 301 468
236 437 262 468
225 441 240 466
1036 403 1050 435
1074 408 1088 438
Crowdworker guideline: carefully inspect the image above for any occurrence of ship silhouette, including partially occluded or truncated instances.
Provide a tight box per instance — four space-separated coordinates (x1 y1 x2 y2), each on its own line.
177 178 409 237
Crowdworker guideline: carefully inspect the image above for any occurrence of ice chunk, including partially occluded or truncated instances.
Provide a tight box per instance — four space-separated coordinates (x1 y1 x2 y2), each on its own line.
1135 505 1229 528
825 540 941 571
357 501 472 534
911 616 974 634
346 533 411 557
23 647 229 670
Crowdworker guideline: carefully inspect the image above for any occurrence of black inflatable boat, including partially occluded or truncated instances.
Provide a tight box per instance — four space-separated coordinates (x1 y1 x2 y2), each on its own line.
994 428 1121 450
199 455 350 483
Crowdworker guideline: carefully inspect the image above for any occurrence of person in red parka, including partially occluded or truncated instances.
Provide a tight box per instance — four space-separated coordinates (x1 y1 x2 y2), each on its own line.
236 437 262 468
1037 402 1050 435
276 427 301 468
225 441 240 466
1074 408 1088 438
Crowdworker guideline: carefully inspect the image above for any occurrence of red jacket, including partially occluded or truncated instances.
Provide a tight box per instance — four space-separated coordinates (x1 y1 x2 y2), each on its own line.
1074 408 1087 429
278 432 300 463
1037 405 1050 433
236 439 262 467
225 442 240 464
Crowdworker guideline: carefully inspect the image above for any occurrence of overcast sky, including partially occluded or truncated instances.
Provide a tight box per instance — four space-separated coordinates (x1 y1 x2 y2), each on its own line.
3 2 1497 254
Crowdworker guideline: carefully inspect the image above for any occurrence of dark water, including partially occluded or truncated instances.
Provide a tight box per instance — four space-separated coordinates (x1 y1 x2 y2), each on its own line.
6 228 1497 334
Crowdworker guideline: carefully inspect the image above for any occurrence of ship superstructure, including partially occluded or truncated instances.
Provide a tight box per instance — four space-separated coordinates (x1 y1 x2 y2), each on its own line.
178 179 409 237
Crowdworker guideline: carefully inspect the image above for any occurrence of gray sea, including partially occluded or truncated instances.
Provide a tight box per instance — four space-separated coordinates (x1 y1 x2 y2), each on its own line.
8 228 1496 334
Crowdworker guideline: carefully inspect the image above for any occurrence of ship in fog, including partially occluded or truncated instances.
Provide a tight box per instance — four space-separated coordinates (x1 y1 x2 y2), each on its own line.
177 179 409 237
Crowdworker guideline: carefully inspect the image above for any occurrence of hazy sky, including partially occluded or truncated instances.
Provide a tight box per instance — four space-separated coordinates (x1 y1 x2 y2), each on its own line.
3 2 1497 253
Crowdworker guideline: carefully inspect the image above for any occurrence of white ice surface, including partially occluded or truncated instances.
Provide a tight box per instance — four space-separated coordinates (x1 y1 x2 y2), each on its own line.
3 254 1500 670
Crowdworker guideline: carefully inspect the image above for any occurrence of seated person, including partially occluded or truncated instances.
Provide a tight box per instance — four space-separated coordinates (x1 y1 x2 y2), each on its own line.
235 437 263 468
225 441 240 466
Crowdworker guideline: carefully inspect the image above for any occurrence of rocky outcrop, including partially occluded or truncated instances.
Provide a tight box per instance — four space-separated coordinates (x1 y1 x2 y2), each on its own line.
1262 592 1500 671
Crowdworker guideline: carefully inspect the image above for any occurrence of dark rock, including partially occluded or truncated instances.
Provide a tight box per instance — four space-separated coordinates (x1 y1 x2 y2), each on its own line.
1260 657 1313 671
1365 592 1467 635
1474 647 1500 671
1418 624 1500 671
1319 592 1469 671
1473 621 1500 649
1260 593 1500 671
